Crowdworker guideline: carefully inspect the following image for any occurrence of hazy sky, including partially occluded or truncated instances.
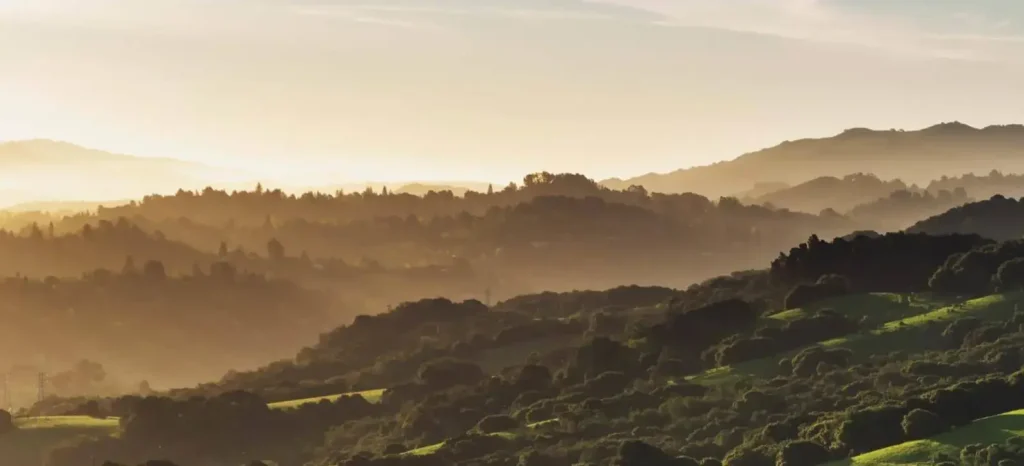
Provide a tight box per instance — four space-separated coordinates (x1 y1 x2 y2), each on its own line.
3 0 1024 184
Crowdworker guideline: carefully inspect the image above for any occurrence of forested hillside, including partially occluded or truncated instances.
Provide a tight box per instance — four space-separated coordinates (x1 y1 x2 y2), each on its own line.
8 164 1024 466
1 174 862 297
11 0 1024 461
24 230 1024 466
908 195 1024 241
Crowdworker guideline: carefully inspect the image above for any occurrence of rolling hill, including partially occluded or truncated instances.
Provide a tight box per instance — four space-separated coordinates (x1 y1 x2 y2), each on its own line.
745 173 909 214
603 122 1024 198
0 140 238 206
907 194 1024 241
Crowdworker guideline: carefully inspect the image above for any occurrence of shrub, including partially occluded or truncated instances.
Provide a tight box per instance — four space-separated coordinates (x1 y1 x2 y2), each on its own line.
716 338 777 366
418 358 485 389
792 348 852 378
776 441 830 466
723 447 774 466
837 405 908 453
783 275 849 309
617 440 695 466
476 415 520 434
996 258 1024 291
584 371 631 398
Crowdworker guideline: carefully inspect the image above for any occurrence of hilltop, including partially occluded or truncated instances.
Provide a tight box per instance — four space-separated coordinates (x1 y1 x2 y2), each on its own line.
0 140 223 206
603 123 1024 198
907 195 1024 241
745 173 909 214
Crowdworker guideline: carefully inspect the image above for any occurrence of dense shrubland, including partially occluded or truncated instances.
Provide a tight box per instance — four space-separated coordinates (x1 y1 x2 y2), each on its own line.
32 230 1024 466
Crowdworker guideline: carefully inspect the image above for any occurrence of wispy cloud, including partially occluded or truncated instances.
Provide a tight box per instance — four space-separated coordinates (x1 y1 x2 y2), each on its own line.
294 6 440 30
594 0 1024 62
289 1 664 30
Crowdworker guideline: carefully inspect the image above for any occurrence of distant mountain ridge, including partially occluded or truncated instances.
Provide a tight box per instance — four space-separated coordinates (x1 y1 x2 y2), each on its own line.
603 122 1024 198
0 199 133 213
0 140 191 165
0 140 499 208
0 140 222 206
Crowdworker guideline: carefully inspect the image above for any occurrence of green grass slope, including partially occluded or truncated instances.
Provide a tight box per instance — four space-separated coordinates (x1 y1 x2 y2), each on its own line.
401 419 559 457
267 388 386 409
827 409 1024 465
5 388 388 464
0 416 120 465
769 292 961 327
697 293 1010 386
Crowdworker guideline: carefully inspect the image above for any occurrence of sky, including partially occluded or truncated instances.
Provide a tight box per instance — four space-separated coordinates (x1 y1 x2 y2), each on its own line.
2 0 1024 185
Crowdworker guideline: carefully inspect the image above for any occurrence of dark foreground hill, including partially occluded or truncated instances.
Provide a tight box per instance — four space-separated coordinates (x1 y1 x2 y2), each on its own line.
38 231 1024 466
604 122 1024 198
908 195 1024 241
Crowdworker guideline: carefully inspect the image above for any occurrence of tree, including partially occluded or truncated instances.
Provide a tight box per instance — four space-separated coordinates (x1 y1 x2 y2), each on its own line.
723 447 773 466
776 441 830 466
784 275 849 309
143 260 167 281
418 359 484 389
218 241 229 258
210 261 237 282
122 255 138 275
514 364 552 392
996 258 1024 291
618 440 698 466
476 415 519 434
267 238 285 261
901 409 947 439
80 399 103 418
0 410 13 435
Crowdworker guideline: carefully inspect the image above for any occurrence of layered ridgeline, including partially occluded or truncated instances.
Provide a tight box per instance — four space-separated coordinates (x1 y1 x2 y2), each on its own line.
2 174 861 294
2 170 993 298
0 220 497 402
604 123 1024 198
737 173 974 231
743 173 913 214
26 231 1024 466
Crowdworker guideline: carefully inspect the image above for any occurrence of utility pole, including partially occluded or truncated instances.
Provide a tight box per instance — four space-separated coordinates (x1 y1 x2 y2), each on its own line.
37 372 46 404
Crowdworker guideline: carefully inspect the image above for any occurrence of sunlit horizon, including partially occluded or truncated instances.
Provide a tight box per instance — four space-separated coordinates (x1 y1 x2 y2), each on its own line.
4 0 1024 197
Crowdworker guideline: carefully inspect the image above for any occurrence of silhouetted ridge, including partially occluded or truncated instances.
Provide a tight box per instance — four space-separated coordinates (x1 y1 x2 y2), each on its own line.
920 121 978 135
908 195 1024 241
603 122 1024 198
